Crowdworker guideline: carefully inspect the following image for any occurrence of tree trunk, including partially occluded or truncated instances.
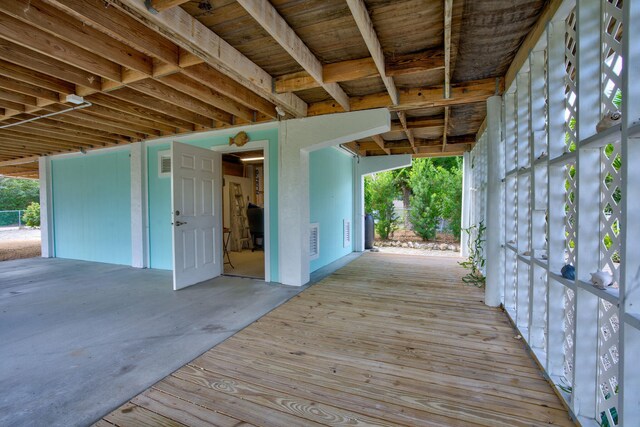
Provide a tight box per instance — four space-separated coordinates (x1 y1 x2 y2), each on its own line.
402 186 411 229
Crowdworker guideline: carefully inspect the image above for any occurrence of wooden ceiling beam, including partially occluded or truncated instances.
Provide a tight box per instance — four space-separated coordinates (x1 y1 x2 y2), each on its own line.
275 57 378 93
127 78 233 124
444 0 453 99
181 64 276 118
145 0 190 13
11 114 130 141
0 75 60 102
442 106 450 152
0 38 100 91
0 131 98 150
87 92 194 131
47 0 178 66
51 109 154 139
0 88 38 107
0 155 40 167
21 112 144 141
114 0 307 117
385 49 445 77
158 73 255 122
397 111 417 154
237 0 350 112
5 0 152 75
371 135 390 155
346 0 398 105
390 117 445 132
308 77 502 115
0 99 25 112
83 94 185 133
0 11 121 82
0 59 75 94
1 123 117 146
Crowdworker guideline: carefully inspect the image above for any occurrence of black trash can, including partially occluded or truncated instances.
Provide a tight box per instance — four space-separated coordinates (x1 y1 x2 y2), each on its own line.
364 213 374 249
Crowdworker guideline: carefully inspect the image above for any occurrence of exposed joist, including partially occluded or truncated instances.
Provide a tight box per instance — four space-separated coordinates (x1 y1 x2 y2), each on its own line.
442 106 450 152
371 134 390 155
0 59 74 94
238 0 349 111
275 57 378 93
0 155 39 167
0 75 59 102
114 0 307 117
127 78 233 124
308 78 502 115
385 49 445 77
444 0 453 99
397 112 417 154
145 0 190 13
390 117 444 132
5 0 152 75
346 0 398 105
0 11 121 82
0 38 100 90
0 88 38 106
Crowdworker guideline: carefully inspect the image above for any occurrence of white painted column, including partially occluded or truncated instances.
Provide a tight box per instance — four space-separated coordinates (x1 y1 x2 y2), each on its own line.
278 109 391 286
130 142 148 268
353 154 413 252
485 95 503 307
38 156 54 258
460 151 471 257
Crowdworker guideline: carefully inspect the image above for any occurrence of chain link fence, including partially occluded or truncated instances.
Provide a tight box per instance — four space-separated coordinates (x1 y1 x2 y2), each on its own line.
0 210 25 227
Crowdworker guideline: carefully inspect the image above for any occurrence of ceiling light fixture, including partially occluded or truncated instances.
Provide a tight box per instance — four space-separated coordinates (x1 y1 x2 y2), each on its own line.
241 156 264 162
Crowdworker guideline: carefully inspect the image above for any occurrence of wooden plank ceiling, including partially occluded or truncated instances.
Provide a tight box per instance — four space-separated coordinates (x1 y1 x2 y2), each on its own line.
0 0 546 178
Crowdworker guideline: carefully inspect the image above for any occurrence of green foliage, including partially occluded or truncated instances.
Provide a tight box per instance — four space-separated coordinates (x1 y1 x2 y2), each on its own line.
459 221 486 287
22 202 40 227
365 172 399 239
408 158 462 240
0 177 39 210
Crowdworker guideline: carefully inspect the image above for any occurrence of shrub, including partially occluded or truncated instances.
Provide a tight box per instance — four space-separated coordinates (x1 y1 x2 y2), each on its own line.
22 202 40 227
365 172 399 239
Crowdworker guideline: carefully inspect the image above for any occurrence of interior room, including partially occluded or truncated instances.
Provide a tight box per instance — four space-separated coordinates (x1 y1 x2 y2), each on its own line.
221 149 265 279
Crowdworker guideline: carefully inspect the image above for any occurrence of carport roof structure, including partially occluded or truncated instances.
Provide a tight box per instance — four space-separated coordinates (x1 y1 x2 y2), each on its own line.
0 0 553 178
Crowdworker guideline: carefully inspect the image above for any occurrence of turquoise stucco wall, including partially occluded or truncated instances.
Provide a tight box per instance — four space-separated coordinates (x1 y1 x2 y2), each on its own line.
51 150 132 265
147 128 279 281
309 147 354 272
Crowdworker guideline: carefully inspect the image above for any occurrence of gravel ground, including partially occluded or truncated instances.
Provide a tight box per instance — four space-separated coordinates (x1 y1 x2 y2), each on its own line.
0 227 41 261
374 246 462 258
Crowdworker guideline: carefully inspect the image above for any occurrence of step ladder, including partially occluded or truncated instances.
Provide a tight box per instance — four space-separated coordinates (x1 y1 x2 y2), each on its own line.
229 182 252 252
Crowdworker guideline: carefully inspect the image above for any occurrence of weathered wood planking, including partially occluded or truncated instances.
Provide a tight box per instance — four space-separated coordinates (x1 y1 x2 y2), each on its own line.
96 253 574 427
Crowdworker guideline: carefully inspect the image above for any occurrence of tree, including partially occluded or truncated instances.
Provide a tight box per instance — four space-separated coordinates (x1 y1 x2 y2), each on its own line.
408 157 463 240
0 177 39 210
365 171 399 239
22 202 40 227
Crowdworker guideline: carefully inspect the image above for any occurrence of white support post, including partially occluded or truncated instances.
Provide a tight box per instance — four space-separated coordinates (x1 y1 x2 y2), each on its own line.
278 109 390 286
38 156 54 258
572 0 601 419
620 0 640 423
354 154 412 252
460 151 471 257
485 95 503 307
130 142 148 268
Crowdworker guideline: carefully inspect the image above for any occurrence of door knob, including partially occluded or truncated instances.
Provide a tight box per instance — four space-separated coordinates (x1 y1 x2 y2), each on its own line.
175 221 187 226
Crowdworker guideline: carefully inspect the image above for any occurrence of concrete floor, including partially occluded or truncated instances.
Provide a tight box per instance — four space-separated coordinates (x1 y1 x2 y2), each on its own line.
0 257 304 427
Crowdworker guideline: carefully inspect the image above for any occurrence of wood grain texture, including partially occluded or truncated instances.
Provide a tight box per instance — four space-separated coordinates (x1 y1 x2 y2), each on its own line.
96 253 574 427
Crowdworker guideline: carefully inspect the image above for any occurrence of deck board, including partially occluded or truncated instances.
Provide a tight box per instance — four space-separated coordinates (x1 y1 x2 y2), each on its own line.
95 253 574 426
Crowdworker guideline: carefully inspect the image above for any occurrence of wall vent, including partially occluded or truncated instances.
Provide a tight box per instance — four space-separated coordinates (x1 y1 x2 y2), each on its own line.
309 223 319 260
343 219 351 248
158 150 171 177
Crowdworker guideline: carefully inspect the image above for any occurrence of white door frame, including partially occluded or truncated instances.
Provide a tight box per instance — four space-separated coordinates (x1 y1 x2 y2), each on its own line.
211 140 271 282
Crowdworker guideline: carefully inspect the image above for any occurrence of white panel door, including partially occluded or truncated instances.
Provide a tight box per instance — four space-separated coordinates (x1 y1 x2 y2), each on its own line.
171 141 222 290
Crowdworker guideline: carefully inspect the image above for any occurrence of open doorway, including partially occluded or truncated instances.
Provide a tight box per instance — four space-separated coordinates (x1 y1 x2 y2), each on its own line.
220 148 266 280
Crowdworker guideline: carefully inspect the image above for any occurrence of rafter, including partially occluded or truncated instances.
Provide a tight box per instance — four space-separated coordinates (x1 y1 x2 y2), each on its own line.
237 0 349 111
346 0 398 105
275 57 378 93
386 49 445 77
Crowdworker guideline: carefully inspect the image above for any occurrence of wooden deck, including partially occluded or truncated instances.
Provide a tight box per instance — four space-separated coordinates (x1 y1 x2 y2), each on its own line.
95 253 574 426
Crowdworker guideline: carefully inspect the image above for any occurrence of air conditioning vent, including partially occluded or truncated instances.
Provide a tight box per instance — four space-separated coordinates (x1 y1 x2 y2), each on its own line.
158 150 171 177
309 223 319 260
343 219 351 248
